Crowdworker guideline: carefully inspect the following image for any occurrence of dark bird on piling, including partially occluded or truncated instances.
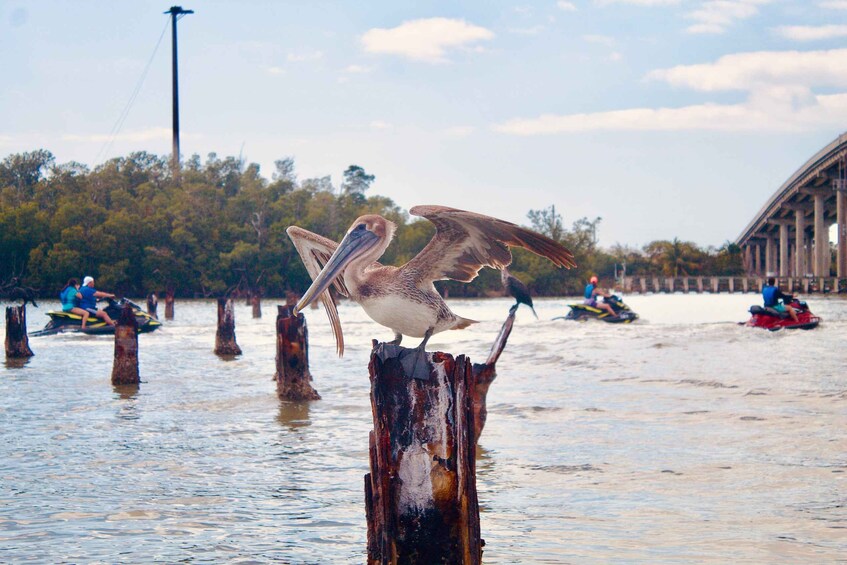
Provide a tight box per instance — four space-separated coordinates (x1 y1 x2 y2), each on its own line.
501 268 537 318
1 277 38 308
287 205 576 380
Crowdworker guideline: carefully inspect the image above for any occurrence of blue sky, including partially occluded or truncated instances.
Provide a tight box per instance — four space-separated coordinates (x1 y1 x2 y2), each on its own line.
2 0 847 247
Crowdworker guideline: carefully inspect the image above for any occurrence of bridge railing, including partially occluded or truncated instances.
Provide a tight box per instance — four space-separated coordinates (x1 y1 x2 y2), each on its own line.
619 276 847 294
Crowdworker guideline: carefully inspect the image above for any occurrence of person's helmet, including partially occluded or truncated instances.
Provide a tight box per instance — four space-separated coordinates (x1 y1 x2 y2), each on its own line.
590 276 598 284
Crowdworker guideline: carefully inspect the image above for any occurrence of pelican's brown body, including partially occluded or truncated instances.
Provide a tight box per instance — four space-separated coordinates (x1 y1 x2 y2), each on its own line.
287 205 576 357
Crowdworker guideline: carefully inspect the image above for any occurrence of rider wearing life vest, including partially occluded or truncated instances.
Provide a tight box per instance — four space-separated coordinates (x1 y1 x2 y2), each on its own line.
583 275 617 317
762 277 798 322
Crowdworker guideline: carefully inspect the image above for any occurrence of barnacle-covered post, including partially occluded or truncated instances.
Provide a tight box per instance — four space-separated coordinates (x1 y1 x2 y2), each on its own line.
470 307 516 443
111 304 139 385
4 305 34 359
214 298 242 356
275 305 320 400
364 344 482 564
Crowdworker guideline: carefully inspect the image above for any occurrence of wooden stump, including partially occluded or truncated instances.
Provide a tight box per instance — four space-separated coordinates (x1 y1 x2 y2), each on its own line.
214 298 242 356
365 344 482 565
111 304 140 385
5 305 34 359
275 305 320 400
251 293 262 319
146 293 158 319
164 287 175 320
471 308 515 444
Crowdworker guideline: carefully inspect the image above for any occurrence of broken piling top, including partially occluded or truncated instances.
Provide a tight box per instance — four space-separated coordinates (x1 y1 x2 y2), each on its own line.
111 303 139 386
274 305 320 401
214 297 242 356
366 344 482 564
5 305 34 359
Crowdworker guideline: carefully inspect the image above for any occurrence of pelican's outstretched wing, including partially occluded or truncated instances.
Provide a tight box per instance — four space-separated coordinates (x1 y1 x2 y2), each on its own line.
405 205 576 284
286 226 349 355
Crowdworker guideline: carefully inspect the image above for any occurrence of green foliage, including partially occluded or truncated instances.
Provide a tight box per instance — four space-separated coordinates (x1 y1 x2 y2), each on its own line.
0 150 742 299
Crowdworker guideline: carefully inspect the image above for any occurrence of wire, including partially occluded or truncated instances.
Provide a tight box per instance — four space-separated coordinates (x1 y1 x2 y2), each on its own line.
94 18 169 166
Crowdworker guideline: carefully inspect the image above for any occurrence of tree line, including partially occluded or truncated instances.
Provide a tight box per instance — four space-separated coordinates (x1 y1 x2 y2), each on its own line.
0 149 743 300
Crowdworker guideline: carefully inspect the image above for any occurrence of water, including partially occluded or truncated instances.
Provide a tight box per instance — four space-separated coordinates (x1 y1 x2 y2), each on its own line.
1 294 845 563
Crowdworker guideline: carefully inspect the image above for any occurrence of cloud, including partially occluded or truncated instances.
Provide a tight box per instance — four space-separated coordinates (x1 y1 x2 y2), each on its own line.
557 1 578 10
595 0 679 5
63 127 172 143
344 64 373 74
646 48 847 92
493 47 847 134
819 0 847 8
266 66 285 75
444 125 475 137
361 18 494 63
287 50 324 62
369 120 393 130
509 25 546 35
774 24 847 41
583 34 616 46
685 0 772 35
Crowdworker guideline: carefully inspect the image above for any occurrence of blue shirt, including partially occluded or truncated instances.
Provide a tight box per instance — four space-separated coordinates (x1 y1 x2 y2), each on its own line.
60 286 79 312
584 283 595 299
762 285 778 307
79 285 97 309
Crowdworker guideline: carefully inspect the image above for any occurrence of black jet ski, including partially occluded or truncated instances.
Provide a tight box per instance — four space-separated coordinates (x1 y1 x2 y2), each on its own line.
560 294 638 323
31 297 162 336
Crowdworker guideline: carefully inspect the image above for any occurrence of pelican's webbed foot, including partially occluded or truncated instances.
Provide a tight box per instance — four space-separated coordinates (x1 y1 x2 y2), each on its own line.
399 329 433 381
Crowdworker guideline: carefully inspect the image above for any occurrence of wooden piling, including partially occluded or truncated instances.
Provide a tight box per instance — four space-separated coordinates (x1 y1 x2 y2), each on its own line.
5 305 34 359
274 305 320 401
146 292 158 319
164 287 175 320
111 304 139 385
214 298 242 356
470 309 515 444
365 344 482 565
251 293 262 319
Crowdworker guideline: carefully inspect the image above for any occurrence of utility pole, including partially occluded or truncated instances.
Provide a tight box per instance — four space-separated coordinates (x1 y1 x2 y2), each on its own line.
165 5 193 177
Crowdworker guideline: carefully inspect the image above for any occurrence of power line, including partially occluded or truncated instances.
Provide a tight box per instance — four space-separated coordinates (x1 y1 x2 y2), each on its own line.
94 18 169 167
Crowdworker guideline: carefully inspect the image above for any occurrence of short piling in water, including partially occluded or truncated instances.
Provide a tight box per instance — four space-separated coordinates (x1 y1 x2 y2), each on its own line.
251 292 262 319
5 305 34 359
164 287 175 320
365 343 482 565
146 292 158 319
470 308 516 444
111 304 139 385
214 298 242 356
274 305 320 401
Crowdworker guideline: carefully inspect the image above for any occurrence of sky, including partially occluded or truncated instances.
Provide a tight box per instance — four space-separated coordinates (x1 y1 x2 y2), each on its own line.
2 0 847 248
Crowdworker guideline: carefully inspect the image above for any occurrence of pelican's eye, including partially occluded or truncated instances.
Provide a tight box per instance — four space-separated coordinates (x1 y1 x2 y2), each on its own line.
355 223 367 231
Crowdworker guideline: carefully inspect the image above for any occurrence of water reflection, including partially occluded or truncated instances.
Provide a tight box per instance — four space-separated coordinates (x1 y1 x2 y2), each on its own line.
113 383 140 401
277 401 312 430
4 357 31 369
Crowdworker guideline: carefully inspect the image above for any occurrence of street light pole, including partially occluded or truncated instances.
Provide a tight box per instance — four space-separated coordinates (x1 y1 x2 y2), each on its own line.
165 5 193 177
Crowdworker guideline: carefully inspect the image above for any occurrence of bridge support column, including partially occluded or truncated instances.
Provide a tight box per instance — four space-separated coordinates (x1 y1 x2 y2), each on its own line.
779 224 789 277
838 186 847 278
753 244 761 275
765 235 775 275
814 194 828 276
795 212 806 277
744 245 752 274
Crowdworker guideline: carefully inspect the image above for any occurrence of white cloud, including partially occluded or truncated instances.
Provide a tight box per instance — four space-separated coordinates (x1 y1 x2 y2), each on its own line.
344 65 373 74
509 25 546 35
595 0 679 5
287 50 324 62
267 66 285 75
775 24 847 41
583 34 616 46
63 127 172 143
685 0 772 35
557 1 578 11
444 125 475 137
819 0 847 8
361 18 494 63
369 120 393 130
494 47 847 134
646 48 847 92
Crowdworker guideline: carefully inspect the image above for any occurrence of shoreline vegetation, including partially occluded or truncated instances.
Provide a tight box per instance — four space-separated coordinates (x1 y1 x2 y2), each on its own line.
1 149 743 299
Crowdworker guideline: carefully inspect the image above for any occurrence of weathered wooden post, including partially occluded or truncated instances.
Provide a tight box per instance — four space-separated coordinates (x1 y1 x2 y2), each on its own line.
111 304 139 385
365 344 482 565
5 305 34 359
146 292 158 319
164 287 175 320
214 298 242 356
251 292 262 319
275 305 320 400
470 309 515 444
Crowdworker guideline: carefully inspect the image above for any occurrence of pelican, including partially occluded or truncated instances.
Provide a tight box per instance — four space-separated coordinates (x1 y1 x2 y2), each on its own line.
501 268 537 319
287 205 576 379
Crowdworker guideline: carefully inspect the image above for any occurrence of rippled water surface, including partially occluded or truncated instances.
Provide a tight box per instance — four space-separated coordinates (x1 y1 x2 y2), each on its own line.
2 294 845 563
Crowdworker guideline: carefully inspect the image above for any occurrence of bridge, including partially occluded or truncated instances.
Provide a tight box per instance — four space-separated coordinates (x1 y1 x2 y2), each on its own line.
736 132 847 280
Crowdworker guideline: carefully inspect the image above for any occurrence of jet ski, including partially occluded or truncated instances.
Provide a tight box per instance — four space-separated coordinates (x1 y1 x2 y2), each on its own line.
744 297 820 331
560 294 638 323
31 297 162 336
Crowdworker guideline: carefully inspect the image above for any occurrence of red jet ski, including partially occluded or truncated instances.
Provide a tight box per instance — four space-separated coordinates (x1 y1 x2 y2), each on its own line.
745 297 820 331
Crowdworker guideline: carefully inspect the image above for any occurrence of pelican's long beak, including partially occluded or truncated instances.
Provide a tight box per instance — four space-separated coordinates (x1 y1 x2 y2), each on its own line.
294 227 380 315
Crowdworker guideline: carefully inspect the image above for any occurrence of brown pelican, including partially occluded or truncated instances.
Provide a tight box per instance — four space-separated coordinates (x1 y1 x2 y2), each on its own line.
501 268 537 319
287 205 575 379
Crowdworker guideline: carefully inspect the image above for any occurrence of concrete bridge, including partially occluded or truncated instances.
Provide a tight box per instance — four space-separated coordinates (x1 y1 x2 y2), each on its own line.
736 132 847 279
